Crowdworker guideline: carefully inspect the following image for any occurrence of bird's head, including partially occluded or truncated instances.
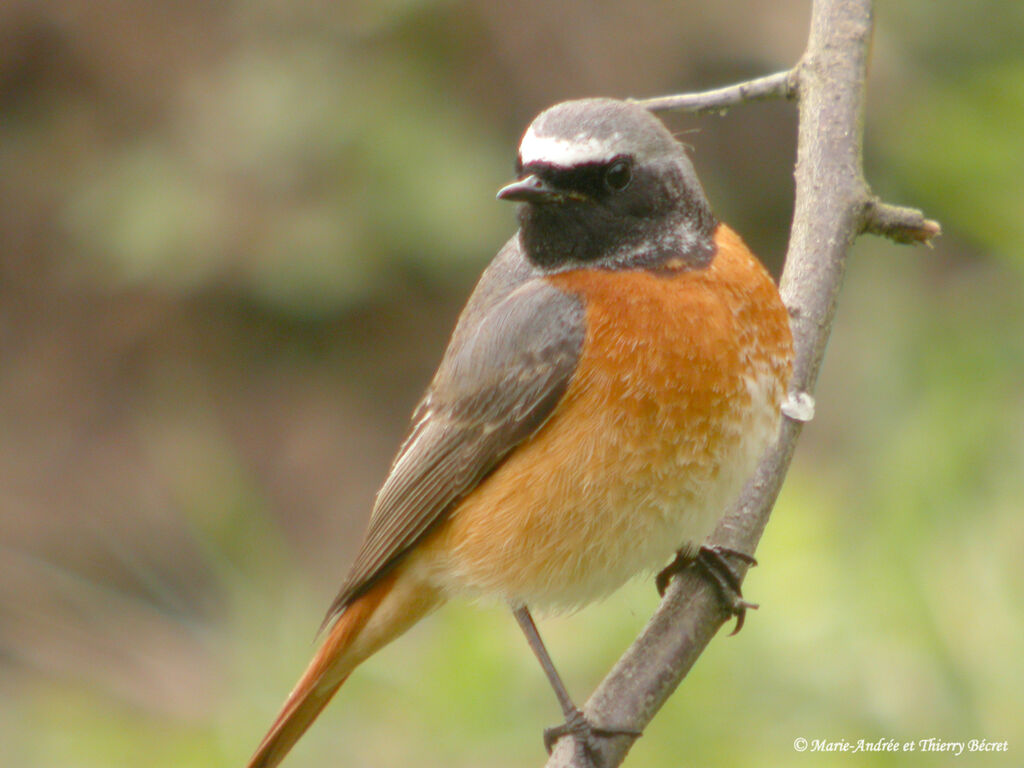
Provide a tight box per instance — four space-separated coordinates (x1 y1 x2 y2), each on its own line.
498 98 717 271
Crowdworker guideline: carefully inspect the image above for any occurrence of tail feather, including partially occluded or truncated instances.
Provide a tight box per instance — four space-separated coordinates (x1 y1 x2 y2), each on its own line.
247 572 439 768
247 676 347 768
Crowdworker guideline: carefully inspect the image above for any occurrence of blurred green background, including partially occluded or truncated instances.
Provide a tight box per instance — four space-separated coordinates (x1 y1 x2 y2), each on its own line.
1 1 1021 766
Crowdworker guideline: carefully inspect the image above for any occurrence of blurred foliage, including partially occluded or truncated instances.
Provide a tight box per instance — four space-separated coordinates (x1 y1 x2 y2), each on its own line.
59 10 509 315
869 2 1024 271
1 1 1022 767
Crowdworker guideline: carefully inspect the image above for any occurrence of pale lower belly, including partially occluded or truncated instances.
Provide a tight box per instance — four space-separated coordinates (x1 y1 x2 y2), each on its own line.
412 353 781 611
414 426 765 611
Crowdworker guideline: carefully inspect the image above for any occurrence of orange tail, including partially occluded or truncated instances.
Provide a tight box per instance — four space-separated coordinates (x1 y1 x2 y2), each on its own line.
247 571 441 768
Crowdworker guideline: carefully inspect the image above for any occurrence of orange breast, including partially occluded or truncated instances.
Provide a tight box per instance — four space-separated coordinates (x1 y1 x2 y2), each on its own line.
414 224 793 610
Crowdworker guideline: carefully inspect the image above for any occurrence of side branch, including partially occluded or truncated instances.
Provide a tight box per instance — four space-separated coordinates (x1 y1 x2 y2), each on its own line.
861 198 942 245
638 69 797 114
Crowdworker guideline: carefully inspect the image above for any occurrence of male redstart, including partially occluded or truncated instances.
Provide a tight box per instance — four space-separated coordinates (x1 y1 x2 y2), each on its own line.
247 98 793 767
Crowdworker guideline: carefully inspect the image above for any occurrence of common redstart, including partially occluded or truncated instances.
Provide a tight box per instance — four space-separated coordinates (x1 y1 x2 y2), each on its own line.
247 98 794 767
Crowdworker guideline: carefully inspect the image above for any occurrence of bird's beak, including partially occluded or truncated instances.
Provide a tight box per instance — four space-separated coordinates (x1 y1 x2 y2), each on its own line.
496 174 562 203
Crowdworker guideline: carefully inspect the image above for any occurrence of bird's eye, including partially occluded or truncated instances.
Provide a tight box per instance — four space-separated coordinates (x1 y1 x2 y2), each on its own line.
603 159 632 192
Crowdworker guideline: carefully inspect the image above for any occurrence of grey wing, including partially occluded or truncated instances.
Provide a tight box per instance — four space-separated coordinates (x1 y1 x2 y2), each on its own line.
323 266 584 625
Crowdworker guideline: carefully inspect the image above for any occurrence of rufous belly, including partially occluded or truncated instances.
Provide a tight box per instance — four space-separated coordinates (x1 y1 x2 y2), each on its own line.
414 225 792 611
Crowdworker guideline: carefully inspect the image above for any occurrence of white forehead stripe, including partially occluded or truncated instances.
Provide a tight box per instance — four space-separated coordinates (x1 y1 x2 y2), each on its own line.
518 126 621 167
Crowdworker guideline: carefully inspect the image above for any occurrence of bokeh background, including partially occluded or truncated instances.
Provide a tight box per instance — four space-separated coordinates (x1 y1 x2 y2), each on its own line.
1 1 1022 766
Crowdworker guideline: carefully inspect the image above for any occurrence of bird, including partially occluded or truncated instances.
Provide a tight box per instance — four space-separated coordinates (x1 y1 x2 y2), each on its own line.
246 97 794 768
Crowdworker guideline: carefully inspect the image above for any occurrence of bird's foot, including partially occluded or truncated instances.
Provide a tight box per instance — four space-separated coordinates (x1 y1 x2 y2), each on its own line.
543 706 641 766
656 544 759 635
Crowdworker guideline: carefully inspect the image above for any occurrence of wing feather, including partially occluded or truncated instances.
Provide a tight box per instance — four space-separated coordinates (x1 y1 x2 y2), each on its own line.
323 245 584 625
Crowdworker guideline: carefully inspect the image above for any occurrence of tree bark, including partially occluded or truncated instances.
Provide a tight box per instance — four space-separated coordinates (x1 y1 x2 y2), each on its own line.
543 1 938 766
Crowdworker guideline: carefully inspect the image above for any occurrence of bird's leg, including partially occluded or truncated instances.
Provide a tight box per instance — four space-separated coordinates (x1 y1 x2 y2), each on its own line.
656 544 759 635
512 606 641 765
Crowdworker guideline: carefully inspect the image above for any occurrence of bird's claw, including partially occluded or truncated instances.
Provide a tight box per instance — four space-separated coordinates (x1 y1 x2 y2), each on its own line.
543 706 641 765
655 545 759 635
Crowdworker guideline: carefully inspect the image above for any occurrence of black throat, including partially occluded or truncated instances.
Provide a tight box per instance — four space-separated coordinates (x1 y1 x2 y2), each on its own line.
516 164 718 272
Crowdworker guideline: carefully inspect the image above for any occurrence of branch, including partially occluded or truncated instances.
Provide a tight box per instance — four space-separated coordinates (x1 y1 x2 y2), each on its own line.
637 69 798 114
862 198 942 245
543 1 939 766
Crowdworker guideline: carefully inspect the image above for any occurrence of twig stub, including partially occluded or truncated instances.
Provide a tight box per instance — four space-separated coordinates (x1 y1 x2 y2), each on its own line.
862 198 942 245
637 69 797 115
